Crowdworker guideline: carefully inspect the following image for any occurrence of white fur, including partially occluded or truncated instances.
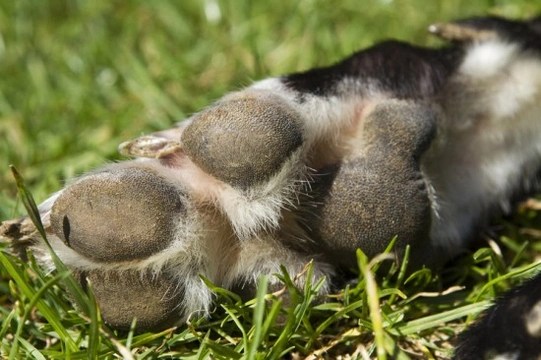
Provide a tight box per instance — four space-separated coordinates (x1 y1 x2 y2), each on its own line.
251 77 381 168
224 233 333 295
212 148 307 240
526 300 541 337
424 40 541 251
491 354 519 360
459 41 518 78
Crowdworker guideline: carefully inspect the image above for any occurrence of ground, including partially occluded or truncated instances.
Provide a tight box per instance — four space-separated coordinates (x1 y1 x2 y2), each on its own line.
1 1 541 359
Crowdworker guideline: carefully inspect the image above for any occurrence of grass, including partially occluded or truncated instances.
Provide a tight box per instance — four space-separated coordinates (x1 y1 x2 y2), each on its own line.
1 0 541 359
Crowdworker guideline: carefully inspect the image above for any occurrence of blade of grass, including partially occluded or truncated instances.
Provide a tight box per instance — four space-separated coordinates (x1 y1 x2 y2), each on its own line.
10 270 71 359
17 337 47 360
246 275 268 360
358 249 387 360
475 261 541 302
85 282 101 360
389 301 492 336
388 245 410 305
10 166 91 315
221 305 247 351
0 252 78 352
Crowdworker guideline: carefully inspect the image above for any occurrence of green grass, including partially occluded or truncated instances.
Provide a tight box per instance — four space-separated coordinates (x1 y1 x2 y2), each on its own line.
1 1 541 359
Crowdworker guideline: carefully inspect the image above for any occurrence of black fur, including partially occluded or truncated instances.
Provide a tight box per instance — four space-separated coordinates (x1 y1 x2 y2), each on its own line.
454 272 541 359
454 16 541 51
283 41 462 99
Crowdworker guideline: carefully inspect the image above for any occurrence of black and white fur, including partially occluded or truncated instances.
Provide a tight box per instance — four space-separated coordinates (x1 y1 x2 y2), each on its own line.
2 15 541 358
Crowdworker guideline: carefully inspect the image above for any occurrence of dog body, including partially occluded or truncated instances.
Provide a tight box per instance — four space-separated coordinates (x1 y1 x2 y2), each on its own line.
2 16 541 357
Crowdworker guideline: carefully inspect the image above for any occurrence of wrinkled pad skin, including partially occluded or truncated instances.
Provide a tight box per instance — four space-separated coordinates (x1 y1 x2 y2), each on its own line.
310 101 436 268
75 269 183 332
51 167 184 263
181 92 303 189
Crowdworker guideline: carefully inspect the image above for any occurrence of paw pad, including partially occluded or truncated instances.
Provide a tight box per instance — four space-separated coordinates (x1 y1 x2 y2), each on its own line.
50 167 184 263
182 91 303 189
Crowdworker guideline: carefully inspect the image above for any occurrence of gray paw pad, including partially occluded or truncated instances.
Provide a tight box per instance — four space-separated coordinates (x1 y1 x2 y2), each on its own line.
181 92 303 189
76 269 183 331
362 100 437 160
51 167 184 263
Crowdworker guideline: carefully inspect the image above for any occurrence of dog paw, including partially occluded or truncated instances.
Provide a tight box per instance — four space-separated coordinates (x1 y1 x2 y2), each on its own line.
307 100 438 268
1 90 331 332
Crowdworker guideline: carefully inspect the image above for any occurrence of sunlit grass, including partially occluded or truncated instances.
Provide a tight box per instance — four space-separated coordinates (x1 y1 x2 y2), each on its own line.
1 1 541 358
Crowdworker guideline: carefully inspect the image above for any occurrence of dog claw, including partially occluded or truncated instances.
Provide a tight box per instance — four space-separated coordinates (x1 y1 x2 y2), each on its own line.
428 22 497 42
119 135 182 158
